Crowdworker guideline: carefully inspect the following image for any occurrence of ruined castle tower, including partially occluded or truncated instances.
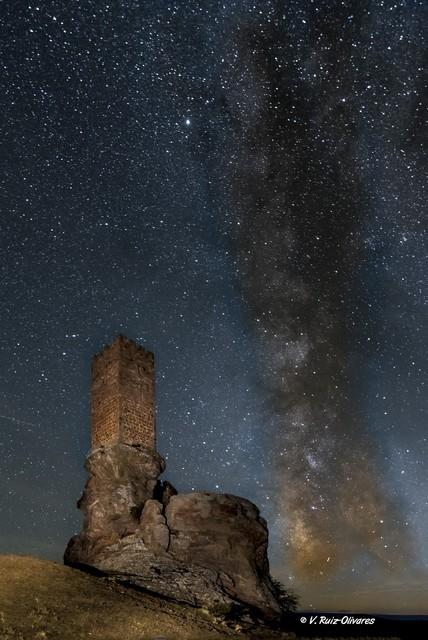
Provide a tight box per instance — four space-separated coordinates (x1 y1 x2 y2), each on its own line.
66 334 281 619
91 335 155 450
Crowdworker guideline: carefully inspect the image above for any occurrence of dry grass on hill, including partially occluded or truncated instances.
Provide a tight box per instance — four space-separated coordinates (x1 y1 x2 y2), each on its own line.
1 555 400 640
0 555 287 640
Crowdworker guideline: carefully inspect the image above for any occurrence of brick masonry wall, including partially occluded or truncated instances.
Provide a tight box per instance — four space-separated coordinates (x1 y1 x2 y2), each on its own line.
119 338 155 449
91 336 155 450
91 340 121 449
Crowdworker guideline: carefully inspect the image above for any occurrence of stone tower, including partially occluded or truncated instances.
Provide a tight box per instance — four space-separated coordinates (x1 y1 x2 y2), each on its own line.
91 335 155 450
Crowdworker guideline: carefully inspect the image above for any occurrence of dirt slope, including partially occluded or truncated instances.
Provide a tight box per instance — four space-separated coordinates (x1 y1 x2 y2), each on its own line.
0 555 279 640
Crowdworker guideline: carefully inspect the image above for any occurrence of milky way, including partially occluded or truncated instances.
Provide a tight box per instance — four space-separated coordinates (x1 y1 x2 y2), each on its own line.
215 1 426 585
216 3 425 580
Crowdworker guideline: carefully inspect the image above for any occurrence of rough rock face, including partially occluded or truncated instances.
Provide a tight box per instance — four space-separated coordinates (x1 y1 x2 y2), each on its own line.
68 444 164 558
65 444 280 618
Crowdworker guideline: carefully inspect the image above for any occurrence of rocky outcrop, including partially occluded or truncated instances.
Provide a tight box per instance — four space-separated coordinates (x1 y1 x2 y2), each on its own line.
65 443 280 619
67 444 164 558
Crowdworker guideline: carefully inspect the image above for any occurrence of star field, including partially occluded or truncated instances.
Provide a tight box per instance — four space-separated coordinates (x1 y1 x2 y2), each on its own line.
0 0 426 613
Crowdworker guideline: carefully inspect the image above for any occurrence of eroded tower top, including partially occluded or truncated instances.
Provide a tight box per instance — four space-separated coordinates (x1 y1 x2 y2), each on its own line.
91 335 155 450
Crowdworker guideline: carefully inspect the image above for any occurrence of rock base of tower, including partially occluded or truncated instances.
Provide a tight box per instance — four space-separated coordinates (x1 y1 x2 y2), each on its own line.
64 444 280 619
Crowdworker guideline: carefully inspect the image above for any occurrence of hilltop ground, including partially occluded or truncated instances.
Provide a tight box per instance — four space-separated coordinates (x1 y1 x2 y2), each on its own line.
0 555 411 640
0 555 286 640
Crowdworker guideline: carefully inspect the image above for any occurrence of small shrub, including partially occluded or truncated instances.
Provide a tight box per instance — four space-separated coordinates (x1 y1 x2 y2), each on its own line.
271 578 299 613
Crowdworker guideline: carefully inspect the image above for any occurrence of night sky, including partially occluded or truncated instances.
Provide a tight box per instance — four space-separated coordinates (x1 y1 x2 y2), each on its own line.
0 0 427 614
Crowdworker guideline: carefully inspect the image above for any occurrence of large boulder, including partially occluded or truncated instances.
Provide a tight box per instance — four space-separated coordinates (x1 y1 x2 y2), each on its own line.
64 443 280 619
165 492 278 614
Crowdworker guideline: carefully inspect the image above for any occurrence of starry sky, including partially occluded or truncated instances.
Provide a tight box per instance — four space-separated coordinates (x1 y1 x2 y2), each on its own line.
0 0 427 614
